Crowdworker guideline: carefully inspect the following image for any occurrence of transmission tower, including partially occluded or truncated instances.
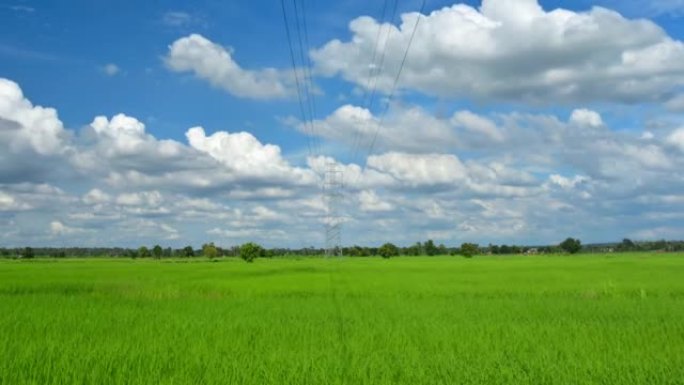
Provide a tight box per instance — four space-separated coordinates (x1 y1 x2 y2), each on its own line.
324 161 343 257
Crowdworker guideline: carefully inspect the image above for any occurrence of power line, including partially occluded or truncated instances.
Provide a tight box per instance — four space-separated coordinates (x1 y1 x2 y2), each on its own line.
292 0 321 156
350 0 397 164
280 0 315 158
354 0 427 187
299 0 321 149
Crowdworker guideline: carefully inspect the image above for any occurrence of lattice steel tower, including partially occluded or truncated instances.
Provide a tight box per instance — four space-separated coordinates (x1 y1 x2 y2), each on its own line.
324 161 343 257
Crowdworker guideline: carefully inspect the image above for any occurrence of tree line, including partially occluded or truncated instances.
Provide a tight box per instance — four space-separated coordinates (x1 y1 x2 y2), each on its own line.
2 238 683 261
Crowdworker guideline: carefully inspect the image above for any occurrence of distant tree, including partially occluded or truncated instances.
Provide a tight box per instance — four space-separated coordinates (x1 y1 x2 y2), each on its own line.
460 243 479 258
560 238 582 254
424 240 438 256
22 247 34 259
378 243 399 259
53 250 66 258
163 247 173 258
202 243 219 260
138 246 151 258
438 244 448 256
617 238 636 252
182 246 195 258
239 242 264 263
152 245 163 259
406 242 423 256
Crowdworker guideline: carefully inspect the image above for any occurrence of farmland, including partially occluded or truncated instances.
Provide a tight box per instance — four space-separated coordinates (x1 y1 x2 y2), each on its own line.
1 254 683 384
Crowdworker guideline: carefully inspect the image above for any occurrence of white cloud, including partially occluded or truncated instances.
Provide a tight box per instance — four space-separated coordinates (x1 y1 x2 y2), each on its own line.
368 152 468 187
50 221 91 236
102 63 120 76
165 34 291 100
162 11 204 28
0 78 66 155
667 128 684 151
451 110 504 142
82 189 111 205
3 76 684 247
0 191 31 211
115 191 163 207
312 0 684 104
308 104 459 153
548 174 589 189
570 109 604 128
358 190 394 212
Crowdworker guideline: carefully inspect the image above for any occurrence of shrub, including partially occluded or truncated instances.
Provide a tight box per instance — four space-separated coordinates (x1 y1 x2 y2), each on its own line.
202 243 219 260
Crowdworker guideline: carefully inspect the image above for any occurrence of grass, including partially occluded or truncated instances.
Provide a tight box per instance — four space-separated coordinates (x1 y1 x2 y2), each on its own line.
1 254 683 384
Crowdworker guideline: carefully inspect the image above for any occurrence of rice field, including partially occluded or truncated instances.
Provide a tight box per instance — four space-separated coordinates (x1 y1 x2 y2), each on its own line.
1 254 683 384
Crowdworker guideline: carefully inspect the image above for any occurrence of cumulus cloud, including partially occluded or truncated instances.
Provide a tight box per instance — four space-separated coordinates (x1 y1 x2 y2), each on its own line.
667 128 684 151
0 78 66 155
165 34 291 100
368 152 468 187
358 190 394 212
0 78 71 183
3 74 684 246
311 0 684 104
82 189 111 205
570 109 604 128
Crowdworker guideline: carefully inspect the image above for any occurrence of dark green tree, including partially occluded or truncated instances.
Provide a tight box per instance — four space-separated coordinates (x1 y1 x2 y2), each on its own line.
460 243 479 258
52 250 66 258
138 246 151 258
378 243 399 259
152 245 163 259
560 238 582 254
239 242 264 263
424 240 438 256
22 247 34 259
182 246 195 258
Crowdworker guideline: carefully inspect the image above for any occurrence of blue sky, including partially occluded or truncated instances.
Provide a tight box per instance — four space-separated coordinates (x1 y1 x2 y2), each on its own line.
2 0 684 248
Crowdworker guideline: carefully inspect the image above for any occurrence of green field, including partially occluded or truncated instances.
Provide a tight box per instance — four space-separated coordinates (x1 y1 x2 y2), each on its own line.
1 254 683 384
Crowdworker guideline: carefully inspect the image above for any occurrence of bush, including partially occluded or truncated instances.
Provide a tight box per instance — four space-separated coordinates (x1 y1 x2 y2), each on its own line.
202 243 219 260
239 242 264 263
378 243 399 259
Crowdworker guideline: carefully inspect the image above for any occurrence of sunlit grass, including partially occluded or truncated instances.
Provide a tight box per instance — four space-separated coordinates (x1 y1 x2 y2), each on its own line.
1 254 683 384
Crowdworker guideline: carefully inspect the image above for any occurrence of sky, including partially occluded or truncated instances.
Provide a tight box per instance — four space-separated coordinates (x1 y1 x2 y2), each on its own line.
2 0 684 248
